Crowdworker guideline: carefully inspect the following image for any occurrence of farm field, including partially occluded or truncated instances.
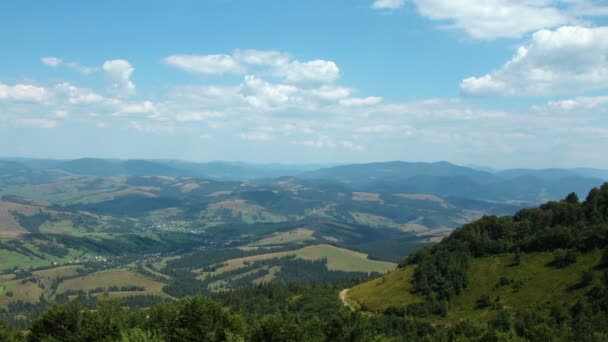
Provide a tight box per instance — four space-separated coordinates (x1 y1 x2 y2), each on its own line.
210 244 397 275
56 269 165 294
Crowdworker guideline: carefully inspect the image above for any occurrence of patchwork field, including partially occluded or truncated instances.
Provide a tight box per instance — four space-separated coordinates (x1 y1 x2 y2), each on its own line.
210 244 397 276
253 228 315 246
393 193 449 208
352 192 383 202
203 199 287 223
56 269 165 294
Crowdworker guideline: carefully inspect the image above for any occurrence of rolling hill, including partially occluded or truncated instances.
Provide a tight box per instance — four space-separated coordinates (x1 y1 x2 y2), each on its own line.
345 182 608 340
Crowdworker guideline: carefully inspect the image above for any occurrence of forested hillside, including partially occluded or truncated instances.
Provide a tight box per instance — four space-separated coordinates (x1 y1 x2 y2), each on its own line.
348 183 608 341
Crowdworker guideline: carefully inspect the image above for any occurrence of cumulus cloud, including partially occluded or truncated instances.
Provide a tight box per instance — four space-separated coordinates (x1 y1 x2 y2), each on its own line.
165 50 340 84
0 84 47 102
54 82 105 105
164 54 243 75
461 26 608 96
277 60 340 84
371 0 405 10
102 59 136 96
241 75 299 110
411 0 583 40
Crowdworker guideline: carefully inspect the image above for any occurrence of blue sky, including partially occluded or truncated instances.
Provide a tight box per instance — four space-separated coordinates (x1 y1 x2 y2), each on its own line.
1 0 608 168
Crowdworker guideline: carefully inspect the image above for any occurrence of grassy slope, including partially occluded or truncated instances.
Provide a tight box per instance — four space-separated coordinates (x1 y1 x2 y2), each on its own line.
0 267 169 307
347 250 603 323
56 269 164 293
208 244 397 277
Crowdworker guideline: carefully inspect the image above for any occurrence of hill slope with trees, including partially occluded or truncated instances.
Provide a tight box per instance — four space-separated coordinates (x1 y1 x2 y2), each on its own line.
348 183 608 341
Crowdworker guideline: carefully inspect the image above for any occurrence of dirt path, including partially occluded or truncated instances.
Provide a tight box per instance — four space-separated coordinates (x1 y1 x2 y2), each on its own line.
339 289 354 311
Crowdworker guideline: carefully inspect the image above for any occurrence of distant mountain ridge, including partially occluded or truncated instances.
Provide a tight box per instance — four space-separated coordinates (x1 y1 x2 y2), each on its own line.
1 158 606 205
297 161 607 204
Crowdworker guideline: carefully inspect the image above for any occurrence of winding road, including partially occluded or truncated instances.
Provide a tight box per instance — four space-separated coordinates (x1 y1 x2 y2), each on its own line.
339 289 354 311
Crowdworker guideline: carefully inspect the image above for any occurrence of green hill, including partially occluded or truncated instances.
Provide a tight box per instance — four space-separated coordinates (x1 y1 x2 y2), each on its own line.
346 183 608 340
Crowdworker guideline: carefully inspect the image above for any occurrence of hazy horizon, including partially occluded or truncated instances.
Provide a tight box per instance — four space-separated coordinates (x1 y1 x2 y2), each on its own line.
3 156 608 172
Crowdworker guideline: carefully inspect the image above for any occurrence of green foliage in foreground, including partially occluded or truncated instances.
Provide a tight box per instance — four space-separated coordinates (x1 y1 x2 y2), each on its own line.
4 279 608 341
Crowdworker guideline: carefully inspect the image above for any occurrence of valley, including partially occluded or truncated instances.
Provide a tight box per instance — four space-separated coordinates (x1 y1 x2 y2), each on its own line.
0 158 606 331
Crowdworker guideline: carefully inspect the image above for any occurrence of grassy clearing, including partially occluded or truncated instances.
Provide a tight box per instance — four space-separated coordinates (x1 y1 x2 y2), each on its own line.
295 245 396 273
254 228 315 246
352 192 383 202
33 265 82 289
56 269 165 293
203 200 287 224
214 244 397 275
253 266 281 285
393 193 449 208
0 249 50 270
347 250 603 322
39 220 76 234
350 212 397 229
0 280 44 305
0 200 41 237
347 266 423 311
447 250 601 322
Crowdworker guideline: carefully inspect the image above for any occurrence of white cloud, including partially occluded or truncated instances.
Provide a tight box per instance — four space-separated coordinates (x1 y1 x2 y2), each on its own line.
41 57 96 74
55 83 105 105
165 50 340 84
233 49 290 67
309 85 352 100
536 95 608 111
371 0 405 10
41 57 63 67
460 75 508 96
241 75 299 110
54 110 69 118
15 118 58 128
113 101 157 116
461 26 608 96
63 62 96 75
96 122 111 128
339 96 383 107
175 111 224 122
412 0 582 40
0 84 47 102
164 54 242 75
240 131 273 141
278 60 340 84
102 59 136 96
